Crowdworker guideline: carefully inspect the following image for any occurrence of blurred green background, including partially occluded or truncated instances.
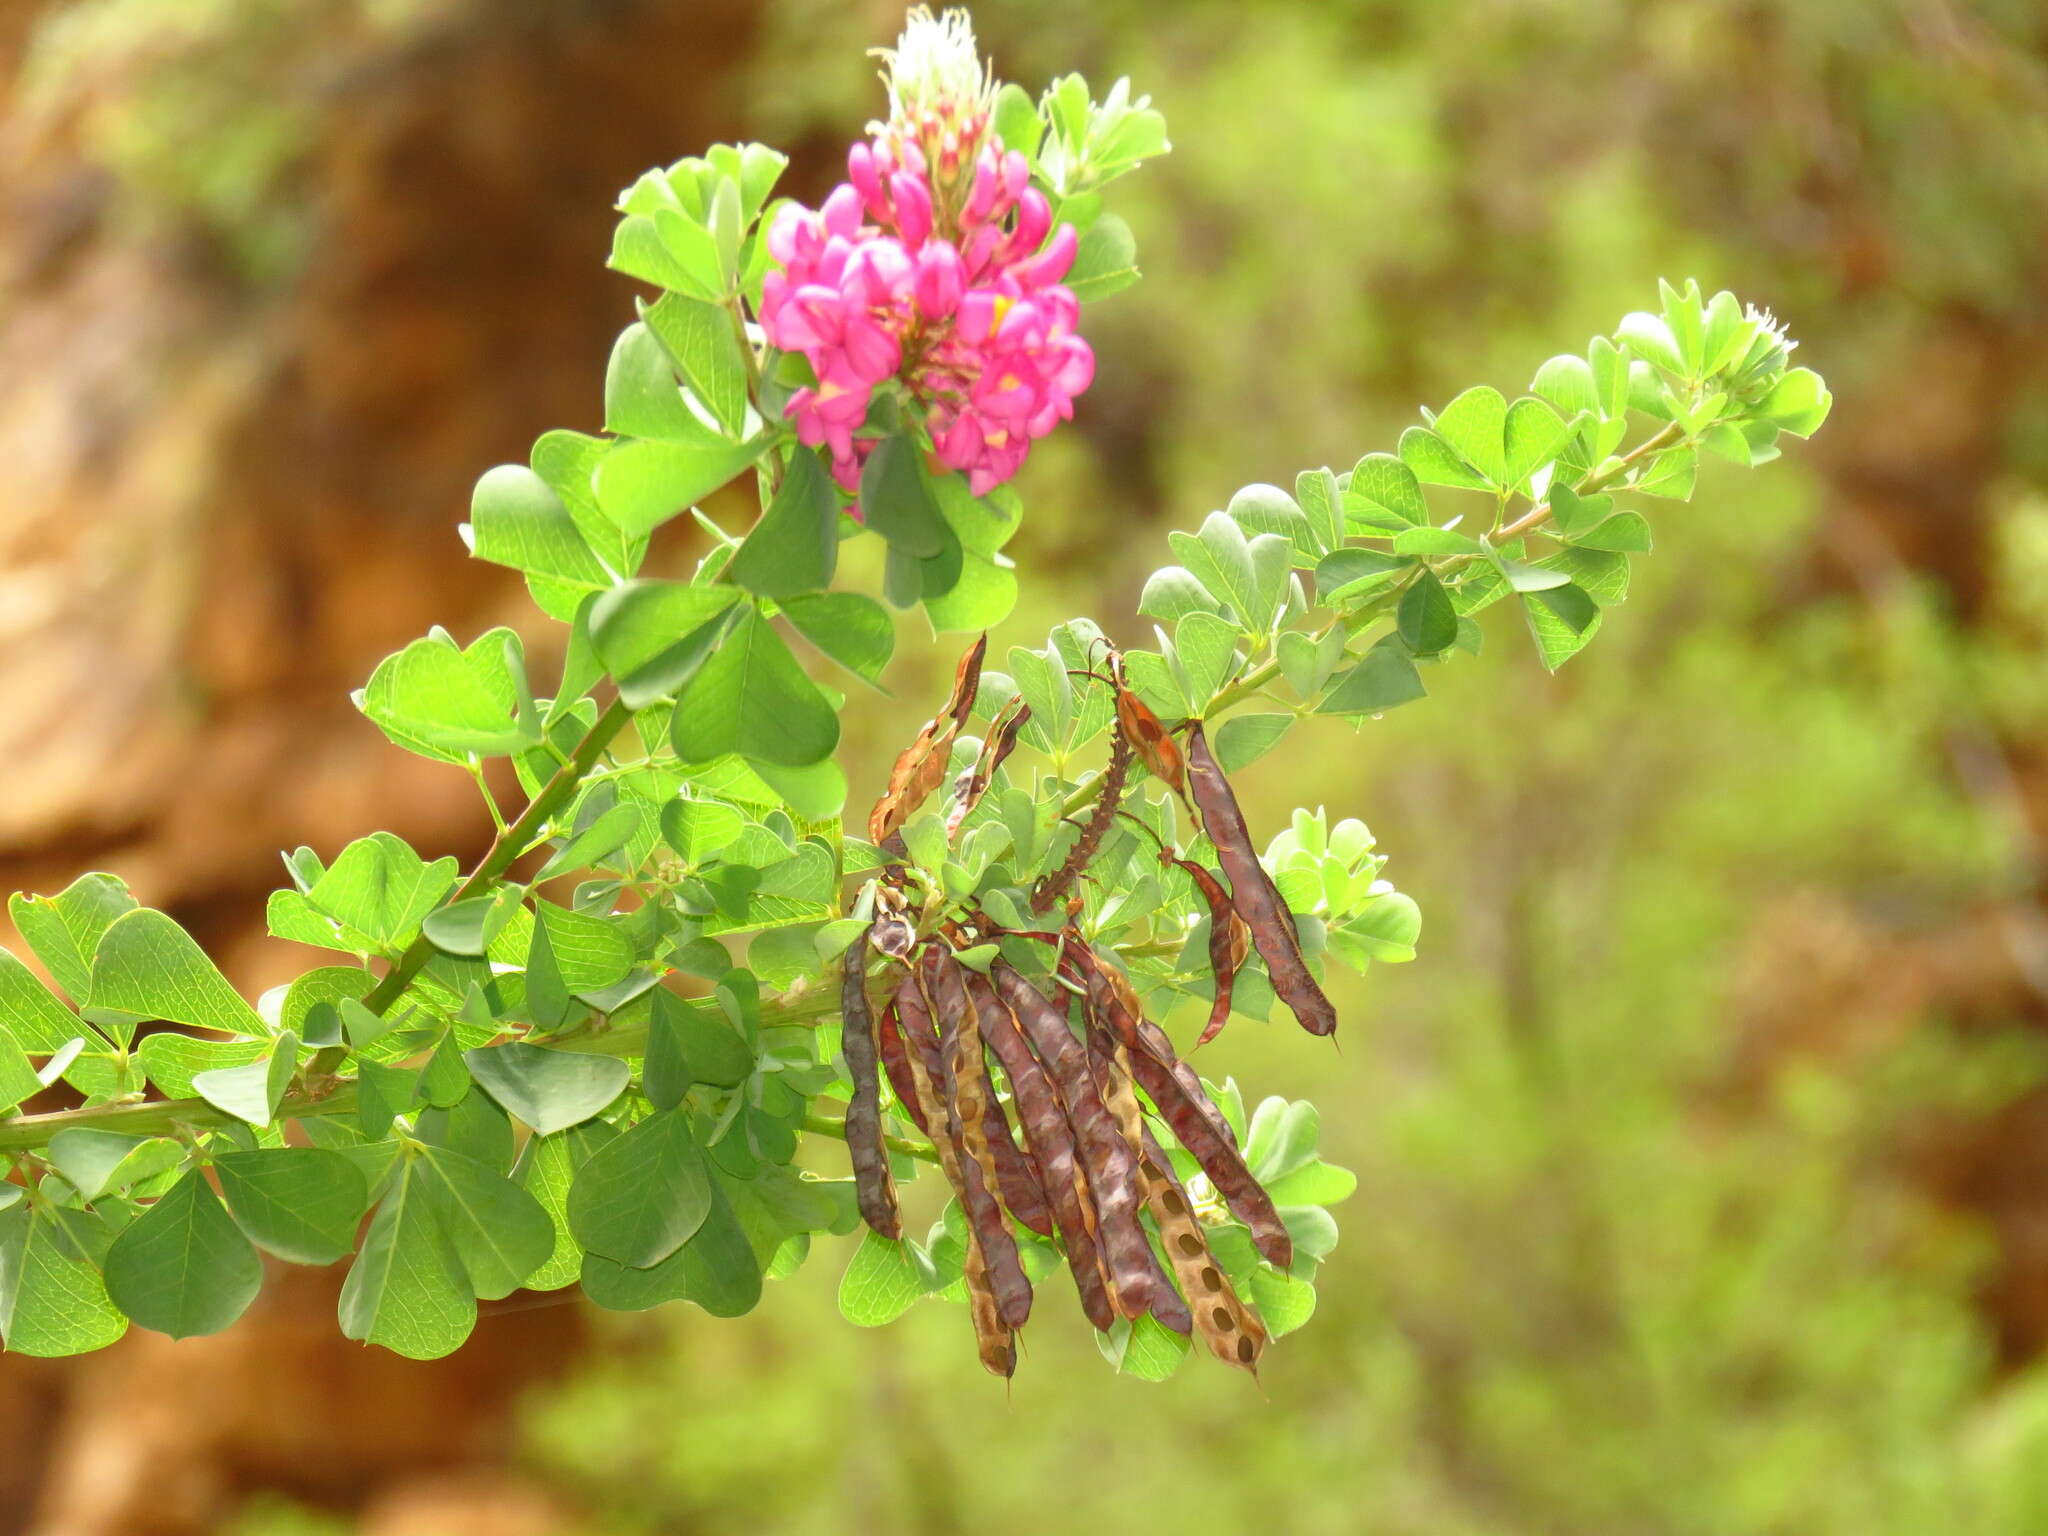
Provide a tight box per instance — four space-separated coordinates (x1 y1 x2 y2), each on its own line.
6 1 2048 1532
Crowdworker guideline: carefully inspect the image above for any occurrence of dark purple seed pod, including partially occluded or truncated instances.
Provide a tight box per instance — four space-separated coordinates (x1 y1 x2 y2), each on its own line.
992 959 1172 1321
965 968 1117 1331
838 928 900 1239
1185 723 1338 1037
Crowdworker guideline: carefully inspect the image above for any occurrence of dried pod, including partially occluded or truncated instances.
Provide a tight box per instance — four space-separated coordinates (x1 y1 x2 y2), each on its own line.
920 949 1055 1238
1110 651 1186 798
1030 728 1132 914
838 928 900 1239
896 968 1034 1333
963 1244 1018 1379
1185 723 1339 1037
1139 1134 1267 1375
945 697 1032 841
992 959 1173 1320
1154 844 1252 1048
1070 944 1291 1270
1082 1029 1194 1337
965 969 1118 1331
870 634 988 846
876 999 931 1135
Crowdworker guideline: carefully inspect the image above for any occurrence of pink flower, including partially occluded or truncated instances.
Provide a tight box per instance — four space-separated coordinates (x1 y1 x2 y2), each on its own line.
757 132 1097 504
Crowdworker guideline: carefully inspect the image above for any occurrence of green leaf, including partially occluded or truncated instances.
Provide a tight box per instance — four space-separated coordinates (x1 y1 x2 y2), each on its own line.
1138 566 1225 623
1617 310 1686 374
1317 643 1426 715
1215 713 1293 772
1391 526 1482 557
0 1205 128 1357
103 1169 263 1339
1248 1265 1317 1337
1175 612 1240 708
338 1156 475 1360
46 1129 179 1201
642 293 749 435
1066 212 1140 301
1398 426 1490 491
594 435 766 538
1265 1160 1359 1206
515 1125 612 1291
567 1108 711 1268
1635 446 1697 500
920 548 1017 631
215 1148 370 1265
0 1027 38 1114
11 874 136 1006
587 580 739 708
464 1042 630 1136
192 1031 298 1128
304 833 460 954
728 447 839 599
670 1175 761 1317
88 909 268 1038
134 1034 264 1099
0 944 84 1052
660 797 745 865
780 592 894 685
1531 354 1598 417
358 629 532 761
417 1144 554 1301
604 321 696 440
1430 386 1508 485
1760 366 1832 437
469 465 612 588
533 902 634 995
1503 397 1572 486
837 1231 930 1325
1344 452 1429 529
860 434 948 558
1572 511 1653 553
671 606 840 767
1523 587 1603 671
1396 572 1458 656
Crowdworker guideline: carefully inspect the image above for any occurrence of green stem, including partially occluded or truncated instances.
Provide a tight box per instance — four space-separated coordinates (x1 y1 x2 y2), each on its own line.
312 694 636 1076
801 1111 939 1164
0 988 842 1156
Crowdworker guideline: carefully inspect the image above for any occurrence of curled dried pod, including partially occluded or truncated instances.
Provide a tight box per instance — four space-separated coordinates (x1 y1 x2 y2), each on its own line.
992 959 1172 1321
965 968 1118 1331
1030 727 1132 914
1185 723 1339 1037
870 635 987 846
838 928 900 1239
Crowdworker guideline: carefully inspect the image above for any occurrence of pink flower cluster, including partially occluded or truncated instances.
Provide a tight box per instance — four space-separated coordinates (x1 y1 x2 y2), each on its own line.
759 138 1094 499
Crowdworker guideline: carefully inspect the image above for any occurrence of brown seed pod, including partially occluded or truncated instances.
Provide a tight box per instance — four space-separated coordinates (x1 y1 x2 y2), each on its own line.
991 959 1173 1321
1109 651 1186 798
1068 943 1291 1271
875 998 931 1136
1185 722 1339 1037
1080 1027 1194 1337
870 634 988 847
838 928 900 1239
964 969 1118 1331
945 696 1032 841
919 949 1055 1239
1118 812 1252 1049
1139 1132 1267 1376
896 967 1034 1333
1029 727 1132 914
921 950 1036 1330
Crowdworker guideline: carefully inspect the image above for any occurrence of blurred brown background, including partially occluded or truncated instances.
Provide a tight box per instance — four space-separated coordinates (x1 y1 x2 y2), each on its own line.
4 1 2048 1532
